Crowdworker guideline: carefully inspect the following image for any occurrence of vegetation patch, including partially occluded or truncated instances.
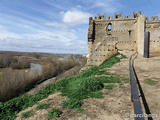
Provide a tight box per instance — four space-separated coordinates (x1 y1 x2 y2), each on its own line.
47 98 53 101
21 110 34 118
144 79 156 86
0 52 126 120
119 83 124 88
36 103 49 110
121 77 129 83
48 108 62 119
105 84 117 90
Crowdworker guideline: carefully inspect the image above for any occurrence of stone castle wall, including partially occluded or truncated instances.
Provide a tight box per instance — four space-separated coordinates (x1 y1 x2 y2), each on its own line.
88 12 160 66
146 21 160 56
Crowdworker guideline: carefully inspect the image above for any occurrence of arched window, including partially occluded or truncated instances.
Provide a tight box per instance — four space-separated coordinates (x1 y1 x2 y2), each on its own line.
107 23 112 31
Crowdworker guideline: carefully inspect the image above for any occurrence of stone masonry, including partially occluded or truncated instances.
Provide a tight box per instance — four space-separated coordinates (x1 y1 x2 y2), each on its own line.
87 11 160 66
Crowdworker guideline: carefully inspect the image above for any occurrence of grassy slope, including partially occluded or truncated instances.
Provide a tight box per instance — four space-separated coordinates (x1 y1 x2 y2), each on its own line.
0 52 126 120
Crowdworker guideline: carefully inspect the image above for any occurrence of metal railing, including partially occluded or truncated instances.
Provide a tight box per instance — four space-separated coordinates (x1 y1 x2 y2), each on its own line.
129 53 153 120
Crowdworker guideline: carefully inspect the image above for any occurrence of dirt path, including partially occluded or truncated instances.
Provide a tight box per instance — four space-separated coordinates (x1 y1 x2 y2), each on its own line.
107 51 160 119
134 55 160 116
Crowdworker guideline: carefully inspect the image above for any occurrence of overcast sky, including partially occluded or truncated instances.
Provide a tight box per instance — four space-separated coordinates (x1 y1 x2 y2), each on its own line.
0 0 159 54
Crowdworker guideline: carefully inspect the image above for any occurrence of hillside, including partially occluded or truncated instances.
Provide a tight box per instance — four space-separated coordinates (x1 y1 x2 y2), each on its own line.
0 52 132 120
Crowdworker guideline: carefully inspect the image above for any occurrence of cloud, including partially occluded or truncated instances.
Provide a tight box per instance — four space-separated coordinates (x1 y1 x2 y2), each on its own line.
45 22 66 29
82 0 122 13
0 1 107 54
0 26 21 39
62 10 92 25
0 25 88 54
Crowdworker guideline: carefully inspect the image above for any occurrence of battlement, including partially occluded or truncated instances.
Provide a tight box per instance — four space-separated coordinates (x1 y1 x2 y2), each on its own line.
151 16 159 21
92 11 142 21
145 16 159 22
94 13 106 20
91 12 160 22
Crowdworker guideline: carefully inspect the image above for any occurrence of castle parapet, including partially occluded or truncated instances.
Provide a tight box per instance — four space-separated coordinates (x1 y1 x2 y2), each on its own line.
92 11 146 21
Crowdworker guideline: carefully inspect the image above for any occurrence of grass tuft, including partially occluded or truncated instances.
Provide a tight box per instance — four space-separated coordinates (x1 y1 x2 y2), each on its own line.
36 103 49 110
48 108 62 119
121 77 129 83
21 110 34 118
144 79 156 86
105 84 117 90
62 99 82 109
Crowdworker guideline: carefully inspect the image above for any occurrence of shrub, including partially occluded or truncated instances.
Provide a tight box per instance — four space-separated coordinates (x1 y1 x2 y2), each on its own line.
0 55 13 68
0 69 40 101
10 61 30 69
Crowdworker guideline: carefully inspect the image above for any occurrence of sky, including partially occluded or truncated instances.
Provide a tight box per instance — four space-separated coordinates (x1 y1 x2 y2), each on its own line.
0 0 159 54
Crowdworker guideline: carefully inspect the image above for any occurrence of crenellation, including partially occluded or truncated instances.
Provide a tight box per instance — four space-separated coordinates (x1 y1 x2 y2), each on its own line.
95 13 106 20
132 11 141 18
145 16 149 21
124 15 130 19
107 16 112 20
114 12 122 19
151 16 159 22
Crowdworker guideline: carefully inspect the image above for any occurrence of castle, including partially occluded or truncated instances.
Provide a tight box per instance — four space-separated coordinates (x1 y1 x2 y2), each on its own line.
87 11 160 65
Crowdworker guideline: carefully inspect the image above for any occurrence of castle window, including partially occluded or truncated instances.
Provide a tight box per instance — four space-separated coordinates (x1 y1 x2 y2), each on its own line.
128 30 131 36
107 23 112 31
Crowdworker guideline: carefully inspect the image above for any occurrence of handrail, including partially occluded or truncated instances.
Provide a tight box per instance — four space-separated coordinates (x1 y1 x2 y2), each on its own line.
129 53 153 120
129 53 144 120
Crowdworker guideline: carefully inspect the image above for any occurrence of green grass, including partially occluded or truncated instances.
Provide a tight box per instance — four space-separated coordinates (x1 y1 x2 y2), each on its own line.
144 79 156 86
48 108 62 119
119 83 124 88
105 84 117 90
36 103 49 110
47 98 53 101
0 52 126 120
21 110 34 118
121 77 129 83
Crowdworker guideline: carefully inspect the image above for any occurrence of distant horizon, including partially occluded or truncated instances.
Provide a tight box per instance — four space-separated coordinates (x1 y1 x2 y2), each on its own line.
0 0 159 54
0 50 88 55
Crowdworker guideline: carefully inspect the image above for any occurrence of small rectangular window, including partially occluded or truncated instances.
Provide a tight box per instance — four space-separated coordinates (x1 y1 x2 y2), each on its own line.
129 30 131 36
